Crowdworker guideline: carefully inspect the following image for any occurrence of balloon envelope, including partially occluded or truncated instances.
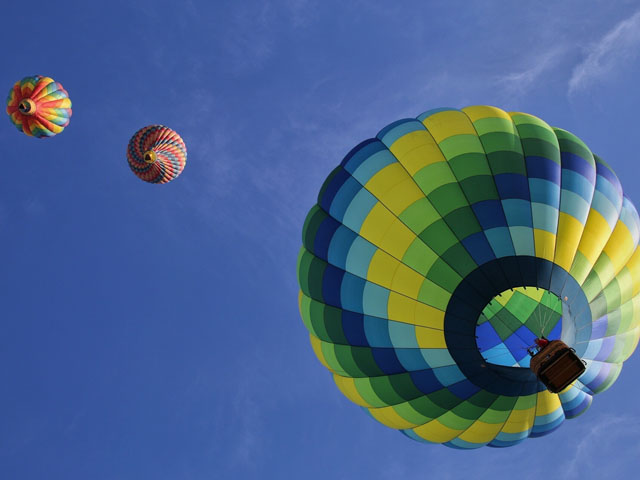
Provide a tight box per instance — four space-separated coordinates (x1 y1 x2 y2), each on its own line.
6 75 72 138
127 125 187 184
297 106 640 448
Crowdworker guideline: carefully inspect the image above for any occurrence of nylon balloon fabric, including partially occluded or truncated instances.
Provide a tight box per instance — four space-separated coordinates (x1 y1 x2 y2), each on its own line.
297 106 640 449
6 75 72 138
127 125 187 184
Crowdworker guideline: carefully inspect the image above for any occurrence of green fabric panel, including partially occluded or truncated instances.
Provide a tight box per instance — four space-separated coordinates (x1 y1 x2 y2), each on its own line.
449 153 492 179
459 175 500 203
570 251 592 283
402 239 439 276
320 341 348 376
513 394 536 410
417 279 452 310
426 258 465 293
297 249 326 301
399 197 441 232
428 183 469 216
451 398 491 420
439 134 485 159
420 219 460 254
438 410 476 430
519 137 561 163
440 243 478 277
405 394 448 419
413 162 457 195
353 378 391 407
515 123 558 146
392 401 434 424
428 388 465 411
485 150 527 175
466 390 499 408
477 132 523 155
321 303 349 344
445 207 483 239
369 374 422 404
554 128 594 164
471 117 518 137
301 205 325 251
332 344 376 377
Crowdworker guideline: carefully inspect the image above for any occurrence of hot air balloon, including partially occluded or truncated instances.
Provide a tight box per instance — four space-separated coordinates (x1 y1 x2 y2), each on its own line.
297 106 640 448
127 125 187 184
6 75 72 138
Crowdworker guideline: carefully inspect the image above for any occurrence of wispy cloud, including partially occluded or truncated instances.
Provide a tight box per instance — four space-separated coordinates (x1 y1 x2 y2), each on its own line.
496 46 569 100
569 10 640 94
563 413 640 478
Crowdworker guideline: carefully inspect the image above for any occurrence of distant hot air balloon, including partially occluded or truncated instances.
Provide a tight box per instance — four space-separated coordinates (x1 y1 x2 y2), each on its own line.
6 75 72 138
297 105 640 448
127 125 187 184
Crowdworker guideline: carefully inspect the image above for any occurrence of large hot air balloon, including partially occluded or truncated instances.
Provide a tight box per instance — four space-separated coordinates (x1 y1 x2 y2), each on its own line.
297 106 640 448
127 125 187 184
6 75 72 138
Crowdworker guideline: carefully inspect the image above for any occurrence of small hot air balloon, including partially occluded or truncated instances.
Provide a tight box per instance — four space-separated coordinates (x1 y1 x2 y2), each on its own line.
127 125 187 184
6 75 72 138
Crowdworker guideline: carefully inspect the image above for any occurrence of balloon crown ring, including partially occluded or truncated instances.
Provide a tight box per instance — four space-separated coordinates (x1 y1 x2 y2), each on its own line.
143 150 157 164
18 99 36 115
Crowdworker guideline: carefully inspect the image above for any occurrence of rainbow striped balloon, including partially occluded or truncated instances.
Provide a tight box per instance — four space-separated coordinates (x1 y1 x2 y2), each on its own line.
298 105 640 448
6 75 72 138
127 125 187 184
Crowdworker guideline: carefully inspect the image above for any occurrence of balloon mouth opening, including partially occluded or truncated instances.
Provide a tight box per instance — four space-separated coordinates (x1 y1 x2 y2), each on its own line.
143 151 157 164
18 99 35 115
475 287 563 368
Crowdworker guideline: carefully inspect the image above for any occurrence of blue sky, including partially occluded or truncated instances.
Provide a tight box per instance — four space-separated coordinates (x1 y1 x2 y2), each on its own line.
2 1 640 478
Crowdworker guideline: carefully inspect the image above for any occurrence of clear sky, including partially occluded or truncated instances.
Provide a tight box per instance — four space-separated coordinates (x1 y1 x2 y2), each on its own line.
2 1 640 479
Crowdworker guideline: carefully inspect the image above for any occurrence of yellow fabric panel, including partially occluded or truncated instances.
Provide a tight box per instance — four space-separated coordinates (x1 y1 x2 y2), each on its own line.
390 263 425 299
359 202 396 245
333 374 371 407
462 105 511 123
415 325 447 348
457 419 504 444
412 419 463 443
421 110 478 143
378 177 425 213
534 229 556 262
626 249 640 296
424 112 478 142
379 219 418 259
389 130 446 175
501 405 535 434
366 250 399 289
414 303 446 330
494 289 515 306
309 334 332 372
576 210 612 266
603 222 636 275
387 292 416 324
368 405 418 429
365 163 409 197
535 390 562 417
554 213 585 271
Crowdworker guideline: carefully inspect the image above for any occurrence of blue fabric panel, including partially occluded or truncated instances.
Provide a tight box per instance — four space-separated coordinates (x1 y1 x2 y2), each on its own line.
341 188 378 232
371 348 406 375
340 138 383 170
327 225 357 269
363 316 393 347
529 177 560 205
377 119 426 147
341 310 368 347
472 200 509 229
525 156 561 184
495 173 530 200
345 236 376 278
339 273 365 313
